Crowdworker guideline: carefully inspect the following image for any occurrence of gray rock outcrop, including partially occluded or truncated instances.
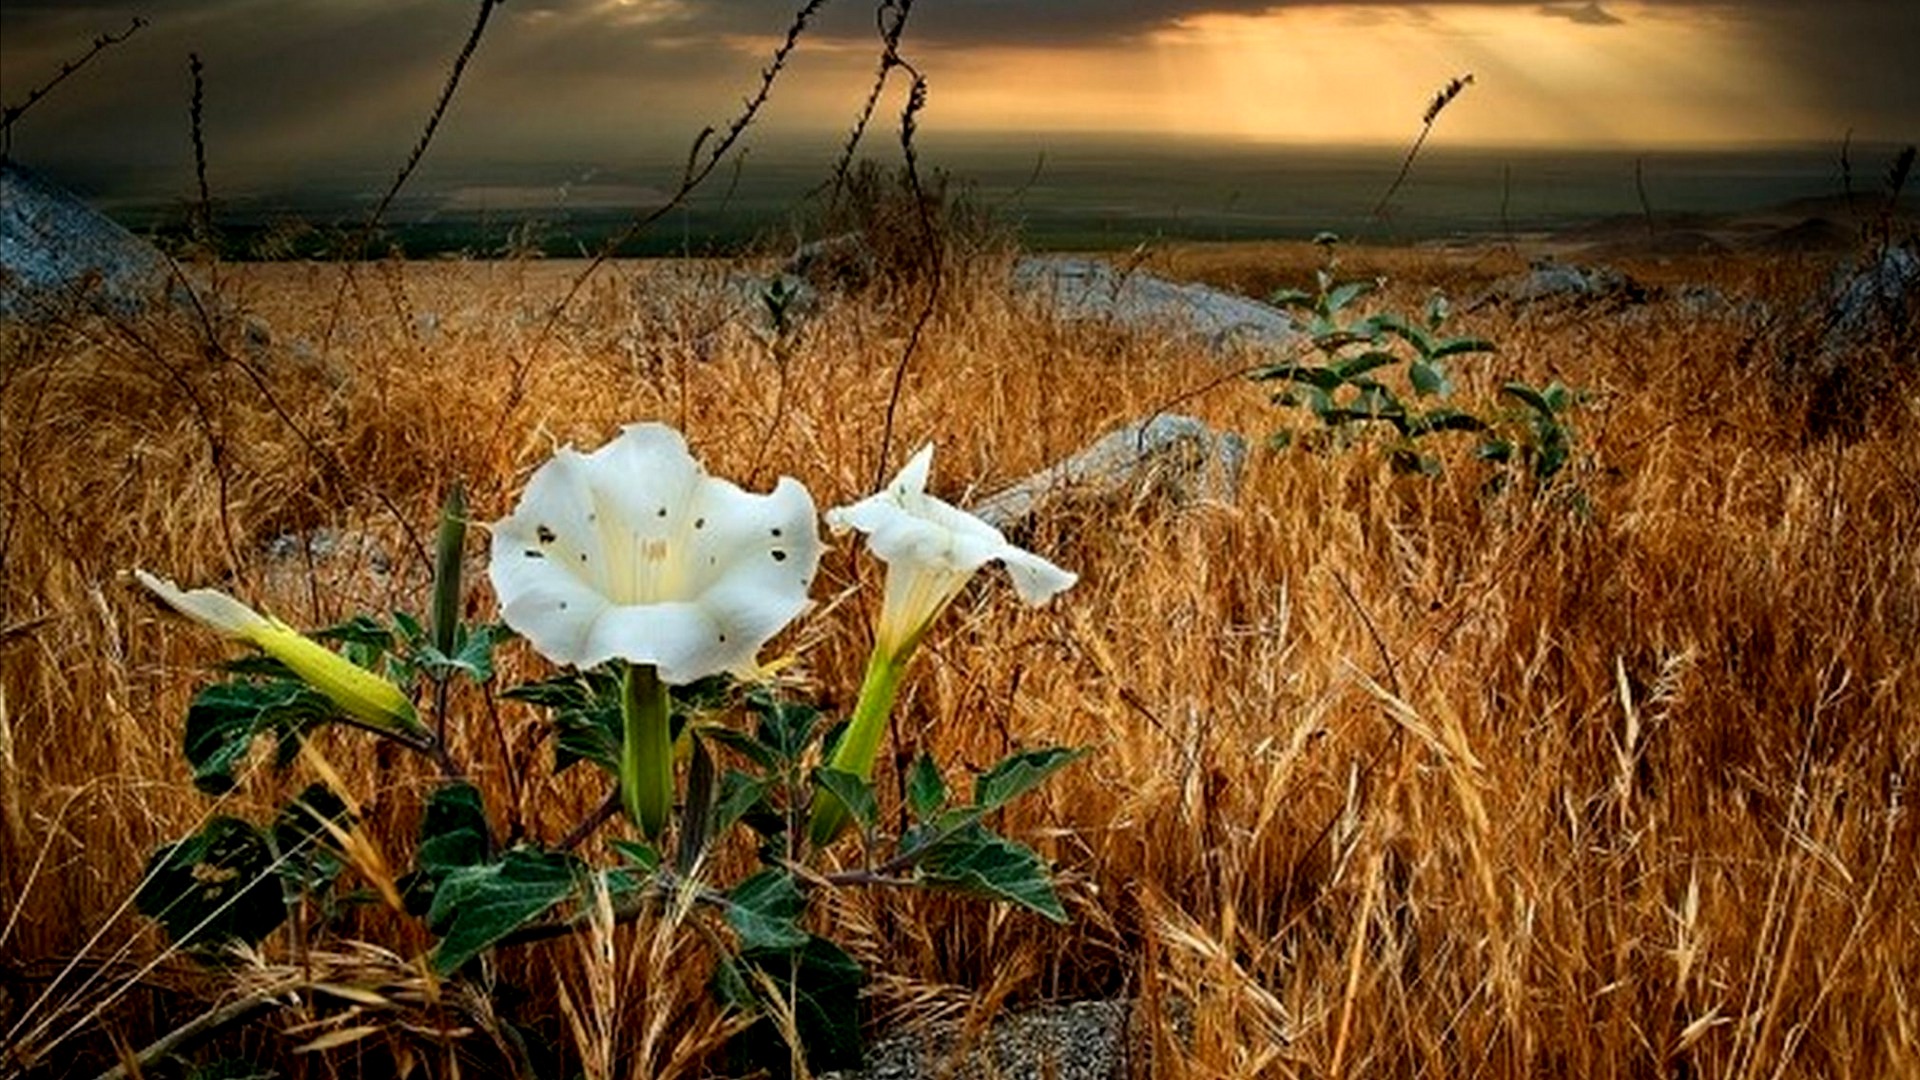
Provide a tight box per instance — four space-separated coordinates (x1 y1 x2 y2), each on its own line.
971 414 1247 531
1013 255 1299 356
1467 258 1650 313
0 159 176 320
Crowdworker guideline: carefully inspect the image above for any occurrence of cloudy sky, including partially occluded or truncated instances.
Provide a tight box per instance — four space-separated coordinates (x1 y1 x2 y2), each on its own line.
2 1 1915 191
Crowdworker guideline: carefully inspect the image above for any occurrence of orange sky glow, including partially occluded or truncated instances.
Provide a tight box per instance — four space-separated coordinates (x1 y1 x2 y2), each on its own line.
749 3 1836 148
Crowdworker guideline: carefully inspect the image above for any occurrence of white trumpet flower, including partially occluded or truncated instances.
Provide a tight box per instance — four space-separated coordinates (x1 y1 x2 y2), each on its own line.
488 422 822 839
811 443 1076 846
487 423 822 685
826 443 1076 658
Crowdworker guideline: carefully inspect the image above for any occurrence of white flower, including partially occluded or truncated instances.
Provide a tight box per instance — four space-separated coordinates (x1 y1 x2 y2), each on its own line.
826 443 1076 656
488 423 822 684
136 570 425 739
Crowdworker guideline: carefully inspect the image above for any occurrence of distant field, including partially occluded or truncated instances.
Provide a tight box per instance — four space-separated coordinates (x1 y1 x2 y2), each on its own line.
47 135 1913 257
2 237 1915 1078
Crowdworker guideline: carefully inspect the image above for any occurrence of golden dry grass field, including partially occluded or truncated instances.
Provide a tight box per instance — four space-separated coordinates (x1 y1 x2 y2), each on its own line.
1 239 1915 1078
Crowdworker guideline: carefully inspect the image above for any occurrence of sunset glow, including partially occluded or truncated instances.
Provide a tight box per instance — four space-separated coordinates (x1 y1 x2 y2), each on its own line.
903 4 1824 147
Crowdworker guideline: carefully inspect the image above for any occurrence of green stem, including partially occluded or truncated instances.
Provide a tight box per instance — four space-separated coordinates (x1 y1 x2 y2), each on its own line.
809 646 909 848
620 663 673 841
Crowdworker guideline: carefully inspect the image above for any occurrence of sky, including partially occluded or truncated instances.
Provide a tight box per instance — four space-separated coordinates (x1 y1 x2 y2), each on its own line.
1 1 1916 194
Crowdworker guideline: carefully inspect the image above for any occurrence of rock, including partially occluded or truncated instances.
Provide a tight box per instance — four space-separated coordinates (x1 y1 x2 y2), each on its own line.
821 1000 1132 1080
1812 243 1919 353
1467 258 1651 313
0 159 176 321
1773 243 1920 439
1012 255 1299 356
970 415 1246 532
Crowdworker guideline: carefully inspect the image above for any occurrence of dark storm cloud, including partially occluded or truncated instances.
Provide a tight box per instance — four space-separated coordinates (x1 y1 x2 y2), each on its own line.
1538 3 1624 26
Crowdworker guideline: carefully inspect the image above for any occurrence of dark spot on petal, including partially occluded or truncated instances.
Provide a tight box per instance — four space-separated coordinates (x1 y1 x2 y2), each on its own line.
770 527 783 537
559 601 569 610
579 553 589 562
588 512 597 522
718 633 727 643
695 517 706 529
771 549 787 562
524 549 544 559
657 506 668 518
537 524 556 544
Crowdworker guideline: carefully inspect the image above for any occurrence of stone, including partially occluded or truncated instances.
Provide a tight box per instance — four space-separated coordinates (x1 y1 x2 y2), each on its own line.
0 158 176 321
1466 258 1650 313
1012 255 1299 356
821 1000 1132 1080
970 414 1247 532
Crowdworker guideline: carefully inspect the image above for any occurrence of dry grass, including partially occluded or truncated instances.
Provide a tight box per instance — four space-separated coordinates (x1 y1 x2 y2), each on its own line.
1 240 1915 1078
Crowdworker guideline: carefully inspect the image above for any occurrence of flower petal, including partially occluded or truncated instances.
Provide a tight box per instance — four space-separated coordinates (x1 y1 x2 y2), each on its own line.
489 424 823 683
1000 547 1078 606
136 570 265 636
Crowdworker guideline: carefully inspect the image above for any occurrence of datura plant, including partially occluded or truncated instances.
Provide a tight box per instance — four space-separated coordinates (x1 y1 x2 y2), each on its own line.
129 422 1082 1076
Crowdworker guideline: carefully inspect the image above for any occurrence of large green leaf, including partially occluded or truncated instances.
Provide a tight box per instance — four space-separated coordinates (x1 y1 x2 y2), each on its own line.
402 781 492 916
428 846 582 973
719 935 866 1077
813 767 878 832
137 816 288 948
918 823 1068 923
183 679 336 794
972 746 1086 813
724 869 809 953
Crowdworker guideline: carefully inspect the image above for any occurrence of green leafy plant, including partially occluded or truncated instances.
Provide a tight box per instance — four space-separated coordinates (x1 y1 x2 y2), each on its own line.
1256 259 1582 486
133 425 1081 1076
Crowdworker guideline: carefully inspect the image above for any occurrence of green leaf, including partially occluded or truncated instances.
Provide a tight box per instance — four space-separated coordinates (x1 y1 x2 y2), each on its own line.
1252 362 1344 391
403 781 491 916
1330 350 1401 383
137 816 288 948
184 679 335 794
1424 292 1451 330
1345 383 1405 421
1370 312 1434 356
1430 335 1497 360
315 615 394 653
505 671 623 773
700 726 779 771
609 839 660 872
1409 359 1451 398
391 611 426 649
1324 279 1375 315
973 746 1087 813
712 770 772 835
907 754 947 821
451 624 507 683
1405 407 1489 436
918 823 1069 923
1266 287 1316 311
1477 438 1515 463
428 846 582 973
724 869 809 953
1500 382 1555 417
723 935 867 1076
747 689 823 763
272 783 353 892
814 767 878 832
